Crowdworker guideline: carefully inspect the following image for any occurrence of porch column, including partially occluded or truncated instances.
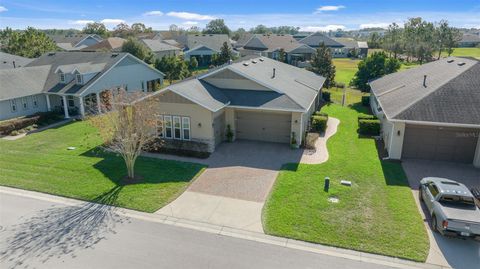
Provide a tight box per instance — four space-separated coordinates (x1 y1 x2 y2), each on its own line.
45 94 51 111
62 95 69 118
78 96 85 118
96 92 101 113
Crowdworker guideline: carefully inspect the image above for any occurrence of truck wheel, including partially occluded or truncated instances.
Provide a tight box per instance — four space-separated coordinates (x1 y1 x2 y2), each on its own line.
431 215 438 233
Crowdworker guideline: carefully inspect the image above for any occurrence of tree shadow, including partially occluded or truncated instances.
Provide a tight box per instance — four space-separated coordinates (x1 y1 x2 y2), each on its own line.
348 102 371 114
0 186 129 269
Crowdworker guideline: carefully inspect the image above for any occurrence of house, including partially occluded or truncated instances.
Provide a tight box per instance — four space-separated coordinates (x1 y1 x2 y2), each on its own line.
370 57 480 167
81 37 126 52
50 34 103 51
145 56 325 153
181 34 239 66
237 34 316 66
140 39 182 58
0 52 34 69
458 33 480 48
0 52 164 121
299 32 368 58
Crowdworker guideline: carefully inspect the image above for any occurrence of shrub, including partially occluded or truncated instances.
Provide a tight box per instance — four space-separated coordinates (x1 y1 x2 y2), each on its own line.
358 114 377 121
311 115 328 133
322 91 331 102
0 112 63 135
9 130 19 136
314 111 329 118
358 119 381 136
335 82 346 88
361 95 370 106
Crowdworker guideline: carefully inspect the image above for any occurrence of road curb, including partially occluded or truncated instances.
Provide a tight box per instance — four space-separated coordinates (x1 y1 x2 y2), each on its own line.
0 186 450 269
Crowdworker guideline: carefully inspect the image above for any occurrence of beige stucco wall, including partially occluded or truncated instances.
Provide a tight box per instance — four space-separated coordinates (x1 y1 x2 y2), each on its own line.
387 121 406 160
474 135 480 168
224 107 236 140
291 112 303 145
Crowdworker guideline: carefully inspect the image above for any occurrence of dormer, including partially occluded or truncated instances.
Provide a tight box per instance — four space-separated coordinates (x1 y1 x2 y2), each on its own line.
75 73 84 85
55 67 74 84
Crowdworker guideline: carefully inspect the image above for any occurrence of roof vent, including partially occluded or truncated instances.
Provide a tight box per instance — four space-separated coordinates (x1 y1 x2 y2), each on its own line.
111 53 119 57
251 60 257 64
259 58 264 62
457 62 466 66
48 52 56 56
243 62 249 66
423 75 427 87
272 68 276 78
447 59 454 63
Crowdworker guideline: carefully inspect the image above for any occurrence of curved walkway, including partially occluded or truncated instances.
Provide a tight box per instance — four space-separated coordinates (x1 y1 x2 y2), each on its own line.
300 117 340 164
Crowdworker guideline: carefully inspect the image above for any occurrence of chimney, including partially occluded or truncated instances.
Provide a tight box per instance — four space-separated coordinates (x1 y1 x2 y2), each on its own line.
272 68 276 78
12 60 16 69
423 75 427 87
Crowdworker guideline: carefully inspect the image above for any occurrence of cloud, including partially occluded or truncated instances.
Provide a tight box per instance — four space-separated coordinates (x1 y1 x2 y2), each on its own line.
300 25 346 32
143 10 163 16
183 21 199 26
315 5 345 13
68 20 95 26
0 6 7 12
100 19 125 25
167 11 215 20
359 23 390 29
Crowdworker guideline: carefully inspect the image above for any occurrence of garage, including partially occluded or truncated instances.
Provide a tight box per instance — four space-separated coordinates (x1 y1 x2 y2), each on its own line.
235 110 291 143
402 124 479 163
213 112 225 146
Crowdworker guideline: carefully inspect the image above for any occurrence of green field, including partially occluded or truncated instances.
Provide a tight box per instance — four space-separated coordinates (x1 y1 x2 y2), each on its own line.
449 47 480 59
0 121 206 212
263 104 429 261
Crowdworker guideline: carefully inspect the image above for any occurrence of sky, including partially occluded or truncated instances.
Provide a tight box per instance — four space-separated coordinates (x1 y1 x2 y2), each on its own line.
0 0 479 31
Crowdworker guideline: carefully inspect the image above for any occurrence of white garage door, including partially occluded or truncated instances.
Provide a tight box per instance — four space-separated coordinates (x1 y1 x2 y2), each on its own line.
236 110 291 143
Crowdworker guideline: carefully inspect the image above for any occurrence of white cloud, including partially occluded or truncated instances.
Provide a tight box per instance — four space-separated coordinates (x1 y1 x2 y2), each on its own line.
183 21 199 26
315 5 345 13
143 10 163 16
100 19 125 25
359 23 390 29
68 20 95 25
300 25 346 32
0 6 8 12
167 11 215 21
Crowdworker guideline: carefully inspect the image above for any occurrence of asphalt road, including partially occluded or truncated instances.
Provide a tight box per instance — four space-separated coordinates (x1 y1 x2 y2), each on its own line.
0 192 400 269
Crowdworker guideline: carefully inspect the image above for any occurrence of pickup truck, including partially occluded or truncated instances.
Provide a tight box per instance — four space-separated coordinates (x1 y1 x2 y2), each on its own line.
419 177 480 239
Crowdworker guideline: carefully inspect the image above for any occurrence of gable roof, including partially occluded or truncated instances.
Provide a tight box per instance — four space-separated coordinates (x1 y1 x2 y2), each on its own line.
0 52 34 69
141 39 181 52
185 34 231 52
81 37 126 52
158 56 324 112
50 34 102 51
370 57 480 125
0 66 50 101
299 32 344 47
243 34 313 53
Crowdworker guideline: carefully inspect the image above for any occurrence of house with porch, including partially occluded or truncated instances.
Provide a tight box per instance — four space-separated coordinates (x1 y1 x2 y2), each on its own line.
0 51 164 121
299 32 368 58
181 34 239 66
144 56 325 153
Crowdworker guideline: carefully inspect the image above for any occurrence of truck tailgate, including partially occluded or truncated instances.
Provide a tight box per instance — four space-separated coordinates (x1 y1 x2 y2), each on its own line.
448 219 480 235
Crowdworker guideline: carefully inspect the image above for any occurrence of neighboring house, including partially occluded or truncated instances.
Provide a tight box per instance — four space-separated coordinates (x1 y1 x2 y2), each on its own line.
458 34 480 48
140 39 182 58
0 52 164 121
237 34 316 66
370 57 480 167
0 52 34 69
145 56 325 153
181 34 239 66
299 32 367 58
81 37 126 52
50 34 103 51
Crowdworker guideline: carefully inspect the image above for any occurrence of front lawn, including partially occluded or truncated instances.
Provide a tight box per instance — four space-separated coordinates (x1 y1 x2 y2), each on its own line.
0 121 206 212
263 104 429 261
449 47 480 59
332 59 360 85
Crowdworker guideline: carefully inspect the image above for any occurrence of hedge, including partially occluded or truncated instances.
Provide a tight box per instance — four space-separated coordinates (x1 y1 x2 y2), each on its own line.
311 115 328 133
358 114 377 121
0 112 63 135
314 111 329 118
361 95 370 106
358 119 381 136
322 91 331 102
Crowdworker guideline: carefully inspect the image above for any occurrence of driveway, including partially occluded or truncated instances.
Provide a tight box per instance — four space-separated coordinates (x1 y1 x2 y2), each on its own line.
402 159 480 269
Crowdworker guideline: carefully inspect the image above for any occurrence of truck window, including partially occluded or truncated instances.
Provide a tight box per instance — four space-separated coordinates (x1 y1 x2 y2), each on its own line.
439 195 476 208
427 184 439 197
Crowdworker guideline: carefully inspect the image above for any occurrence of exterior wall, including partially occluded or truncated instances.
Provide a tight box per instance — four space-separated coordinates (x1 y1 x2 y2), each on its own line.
155 91 215 152
80 55 163 97
474 135 480 168
291 112 303 145
185 48 216 59
224 107 236 140
297 92 320 145
386 121 405 159
77 36 101 48
203 69 272 91
0 94 48 121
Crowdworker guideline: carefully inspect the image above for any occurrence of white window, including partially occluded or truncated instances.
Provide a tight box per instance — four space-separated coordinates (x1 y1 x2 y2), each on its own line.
10 99 17 112
182 117 190 140
164 115 172 138
157 115 164 137
32 95 38 107
60 73 66 83
67 96 75 107
22 97 28 110
173 116 181 139
76 74 83 84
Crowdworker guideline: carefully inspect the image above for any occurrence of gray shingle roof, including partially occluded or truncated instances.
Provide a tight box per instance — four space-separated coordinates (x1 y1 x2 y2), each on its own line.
243 34 314 53
370 57 480 125
460 34 480 43
0 52 34 69
166 79 229 112
299 32 344 48
185 34 231 52
0 66 50 101
141 39 181 52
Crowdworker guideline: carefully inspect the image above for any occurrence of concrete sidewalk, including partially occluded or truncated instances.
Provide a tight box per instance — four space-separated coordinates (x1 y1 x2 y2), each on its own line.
0 186 446 269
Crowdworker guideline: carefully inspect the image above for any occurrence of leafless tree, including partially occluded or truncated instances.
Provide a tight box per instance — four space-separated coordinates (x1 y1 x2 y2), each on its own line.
89 89 159 181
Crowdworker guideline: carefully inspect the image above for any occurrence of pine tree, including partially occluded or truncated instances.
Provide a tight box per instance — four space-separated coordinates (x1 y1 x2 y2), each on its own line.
308 43 336 88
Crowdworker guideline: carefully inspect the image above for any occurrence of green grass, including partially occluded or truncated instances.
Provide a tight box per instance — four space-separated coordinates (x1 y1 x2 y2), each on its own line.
0 121 206 212
263 104 429 262
325 87 368 106
449 47 480 59
332 59 360 85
